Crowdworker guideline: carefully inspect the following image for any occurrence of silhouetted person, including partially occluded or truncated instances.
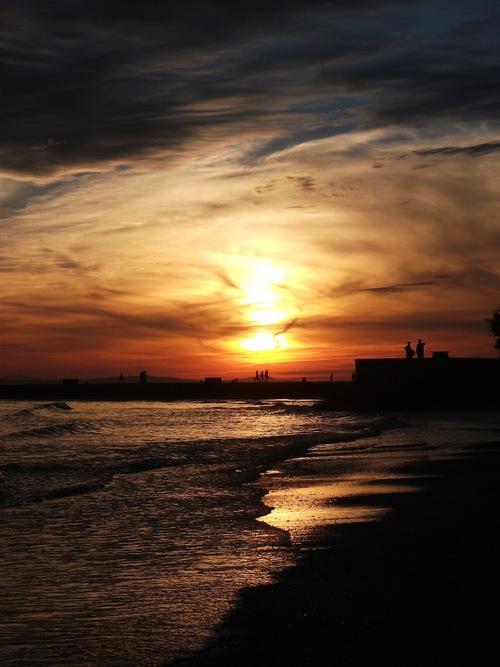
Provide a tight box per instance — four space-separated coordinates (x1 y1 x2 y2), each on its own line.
416 339 425 358
119 373 125 384
330 373 333 382
264 370 269 382
254 370 260 382
260 370 264 382
405 342 415 358
140 370 148 383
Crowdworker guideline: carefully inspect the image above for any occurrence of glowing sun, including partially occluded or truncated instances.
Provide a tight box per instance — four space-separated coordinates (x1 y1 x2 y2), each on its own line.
230 260 296 354
240 332 289 352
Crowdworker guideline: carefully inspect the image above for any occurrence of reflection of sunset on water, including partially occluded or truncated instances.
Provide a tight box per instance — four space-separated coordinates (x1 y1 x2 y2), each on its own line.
259 472 422 547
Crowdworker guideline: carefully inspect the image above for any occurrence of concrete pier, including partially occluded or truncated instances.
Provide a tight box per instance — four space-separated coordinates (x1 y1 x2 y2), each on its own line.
0 381 353 402
1 358 498 409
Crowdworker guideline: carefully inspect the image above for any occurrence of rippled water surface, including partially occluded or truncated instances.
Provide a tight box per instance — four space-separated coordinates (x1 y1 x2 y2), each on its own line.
1 400 499 666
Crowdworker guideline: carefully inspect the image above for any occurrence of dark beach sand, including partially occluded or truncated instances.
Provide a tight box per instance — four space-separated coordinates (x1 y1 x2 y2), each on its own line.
167 443 500 666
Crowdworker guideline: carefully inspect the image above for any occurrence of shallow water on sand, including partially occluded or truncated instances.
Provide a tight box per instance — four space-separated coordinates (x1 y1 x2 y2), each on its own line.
1 401 499 665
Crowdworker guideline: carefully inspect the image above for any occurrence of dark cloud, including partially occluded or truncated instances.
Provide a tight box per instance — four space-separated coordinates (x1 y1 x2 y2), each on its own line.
1 0 499 177
216 271 243 292
272 318 298 348
414 142 500 157
0 181 49 215
1 288 244 345
287 176 316 191
359 281 440 294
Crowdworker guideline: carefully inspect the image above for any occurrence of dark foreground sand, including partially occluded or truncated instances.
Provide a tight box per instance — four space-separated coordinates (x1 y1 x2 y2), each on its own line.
167 444 500 667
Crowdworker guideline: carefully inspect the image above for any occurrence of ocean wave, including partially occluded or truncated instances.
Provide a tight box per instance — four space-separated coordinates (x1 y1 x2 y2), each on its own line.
0 405 421 510
321 440 435 456
1 401 73 421
0 452 191 507
33 401 72 412
9 420 98 438
4 401 73 419
264 400 325 413
0 401 73 422
368 415 414 430
31 482 105 503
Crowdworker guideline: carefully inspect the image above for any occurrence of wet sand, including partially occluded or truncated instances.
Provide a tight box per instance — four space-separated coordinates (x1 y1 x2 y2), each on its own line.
167 443 500 666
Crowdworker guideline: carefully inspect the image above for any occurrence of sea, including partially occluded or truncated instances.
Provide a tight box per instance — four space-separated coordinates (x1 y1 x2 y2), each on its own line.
1 398 499 666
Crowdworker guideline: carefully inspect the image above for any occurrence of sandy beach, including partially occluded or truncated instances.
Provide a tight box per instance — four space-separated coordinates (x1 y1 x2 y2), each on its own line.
167 441 500 667
2 402 499 666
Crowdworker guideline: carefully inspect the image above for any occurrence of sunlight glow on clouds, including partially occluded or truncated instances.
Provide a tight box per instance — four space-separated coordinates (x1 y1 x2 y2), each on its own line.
240 333 290 353
1 0 500 380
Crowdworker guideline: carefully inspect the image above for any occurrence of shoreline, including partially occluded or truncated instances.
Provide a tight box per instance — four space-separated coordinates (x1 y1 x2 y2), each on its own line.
166 442 500 666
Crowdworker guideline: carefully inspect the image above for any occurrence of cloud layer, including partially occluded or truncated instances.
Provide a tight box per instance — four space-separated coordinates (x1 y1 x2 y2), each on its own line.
1 1 499 378
3 0 499 178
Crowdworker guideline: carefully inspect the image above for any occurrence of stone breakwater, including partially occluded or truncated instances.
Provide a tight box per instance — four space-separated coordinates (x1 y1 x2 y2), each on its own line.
2 356 499 409
0 381 352 402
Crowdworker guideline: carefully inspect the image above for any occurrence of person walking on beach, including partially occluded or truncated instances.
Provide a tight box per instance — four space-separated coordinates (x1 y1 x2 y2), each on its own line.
254 370 260 382
405 342 415 358
416 339 425 358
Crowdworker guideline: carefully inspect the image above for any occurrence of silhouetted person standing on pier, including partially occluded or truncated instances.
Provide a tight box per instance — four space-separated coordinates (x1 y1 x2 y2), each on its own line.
416 339 425 358
405 342 415 358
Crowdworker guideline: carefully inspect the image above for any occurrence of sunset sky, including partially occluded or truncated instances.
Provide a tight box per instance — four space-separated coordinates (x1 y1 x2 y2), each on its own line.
2 0 500 381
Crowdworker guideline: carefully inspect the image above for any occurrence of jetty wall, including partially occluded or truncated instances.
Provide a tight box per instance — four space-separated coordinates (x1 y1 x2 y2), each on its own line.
1 358 498 409
0 381 353 402
354 357 500 409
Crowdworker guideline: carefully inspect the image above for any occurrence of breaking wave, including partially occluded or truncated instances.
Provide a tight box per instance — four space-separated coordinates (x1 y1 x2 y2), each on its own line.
10 420 98 439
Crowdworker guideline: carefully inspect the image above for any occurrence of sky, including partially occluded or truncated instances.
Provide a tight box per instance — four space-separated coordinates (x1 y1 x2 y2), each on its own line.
1 0 500 381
